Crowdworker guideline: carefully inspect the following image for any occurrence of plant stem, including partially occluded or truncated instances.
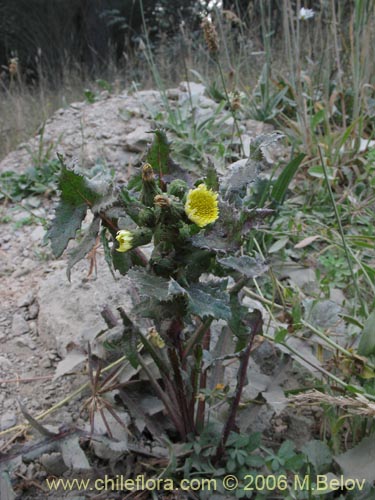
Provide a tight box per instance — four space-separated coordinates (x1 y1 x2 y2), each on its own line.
214 310 263 462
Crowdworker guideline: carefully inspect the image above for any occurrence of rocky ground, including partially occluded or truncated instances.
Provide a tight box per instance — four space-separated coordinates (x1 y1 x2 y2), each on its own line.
0 82 317 499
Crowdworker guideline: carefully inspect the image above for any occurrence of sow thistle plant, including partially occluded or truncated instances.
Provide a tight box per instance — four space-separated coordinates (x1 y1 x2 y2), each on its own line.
46 130 288 461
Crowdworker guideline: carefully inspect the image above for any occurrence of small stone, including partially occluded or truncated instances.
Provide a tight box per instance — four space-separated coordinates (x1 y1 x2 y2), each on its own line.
30 226 46 243
0 355 12 368
12 313 30 336
26 302 39 320
0 411 17 431
124 126 150 152
28 321 38 335
41 357 52 368
15 336 36 350
17 292 35 308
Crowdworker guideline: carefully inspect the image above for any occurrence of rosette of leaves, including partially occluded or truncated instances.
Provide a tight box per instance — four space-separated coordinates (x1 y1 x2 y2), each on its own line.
45 131 298 450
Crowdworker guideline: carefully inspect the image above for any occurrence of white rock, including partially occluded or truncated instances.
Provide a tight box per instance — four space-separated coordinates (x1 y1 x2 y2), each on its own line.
37 256 134 357
12 313 30 336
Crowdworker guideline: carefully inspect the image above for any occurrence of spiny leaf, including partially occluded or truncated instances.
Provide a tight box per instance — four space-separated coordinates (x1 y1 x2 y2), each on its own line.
146 129 171 175
221 159 259 206
167 278 231 321
111 248 133 276
67 217 101 281
127 267 170 301
191 201 242 252
218 255 269 278
186 281 231 321
250 131 284 161
46 157 112 257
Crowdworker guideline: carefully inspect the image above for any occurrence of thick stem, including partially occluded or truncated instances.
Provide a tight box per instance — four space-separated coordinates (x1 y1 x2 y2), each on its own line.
214 310 263 462
168 348 195 437
195 328 211 432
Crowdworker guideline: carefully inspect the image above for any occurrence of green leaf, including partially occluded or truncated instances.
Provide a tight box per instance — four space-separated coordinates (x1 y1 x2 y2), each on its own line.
186 281 230 321
250 132 284 161
246 455 265 467
127 267 170 301
218 255 268 278
46 157 112 257
46 200 87 258
111 248 133 276
311 109 326 129
229 294 251 350
271 153 305 205
204 161 219 191
221 159 259 206
308 165 336 180
358 309 375 357
167 278 231 321
302 440 332 474
66 217 101 281
146 129 171 175
268 236 289 253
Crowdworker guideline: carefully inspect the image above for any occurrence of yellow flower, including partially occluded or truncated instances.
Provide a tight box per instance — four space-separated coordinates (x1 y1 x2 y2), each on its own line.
185 184 219 228
115 230 133 253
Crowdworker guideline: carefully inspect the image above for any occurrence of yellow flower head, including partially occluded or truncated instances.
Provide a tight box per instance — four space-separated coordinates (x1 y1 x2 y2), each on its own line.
185 184 219 228
116 230 133 253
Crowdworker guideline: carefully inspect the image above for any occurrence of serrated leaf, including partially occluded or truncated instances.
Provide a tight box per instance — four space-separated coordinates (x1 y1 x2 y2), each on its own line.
271 153 305 204
187 281 231 321
127 267 170 300
358 309 375 357
146 129 171 175
111 248 133 276
250 132 284 161
205 161 219 191
218 255 268 278
221 159 259 205
67 217 100 281
47 199 87 258
168 279 231 320
46 157 112 257
191 201 242 252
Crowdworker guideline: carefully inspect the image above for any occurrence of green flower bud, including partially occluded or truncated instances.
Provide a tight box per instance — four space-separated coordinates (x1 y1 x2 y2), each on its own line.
138 207 156 227
167 179 188 200
140 163 162 207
